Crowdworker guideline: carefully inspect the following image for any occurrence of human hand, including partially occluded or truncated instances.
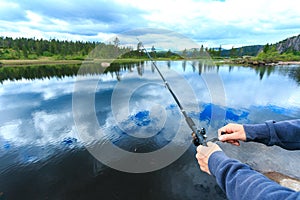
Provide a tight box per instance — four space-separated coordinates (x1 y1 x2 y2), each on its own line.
218 123 246 146
195 142 222 175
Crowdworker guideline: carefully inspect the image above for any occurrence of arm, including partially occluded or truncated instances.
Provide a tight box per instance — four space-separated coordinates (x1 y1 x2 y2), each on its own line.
219 119 300 150
196 143 300 200
208 151 299 200
244 119 300 150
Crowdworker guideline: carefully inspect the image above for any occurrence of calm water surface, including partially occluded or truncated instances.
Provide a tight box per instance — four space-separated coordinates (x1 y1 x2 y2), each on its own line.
0 61 299 199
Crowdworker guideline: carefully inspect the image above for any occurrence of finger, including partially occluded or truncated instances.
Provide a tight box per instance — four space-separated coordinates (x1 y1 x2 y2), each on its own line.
223 139 240 146
197 143 212 153
232 141 240 146
195 153 202 160
219 132 239 142
228 140 240 146
226 139 237 143
206 141 215 146
195 151 205 160
218 128 228 137
196 145 203 153
218 123 234 135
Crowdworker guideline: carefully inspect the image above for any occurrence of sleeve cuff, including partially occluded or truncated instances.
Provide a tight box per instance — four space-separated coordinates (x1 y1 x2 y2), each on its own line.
208 151 229 177
244 122 271 145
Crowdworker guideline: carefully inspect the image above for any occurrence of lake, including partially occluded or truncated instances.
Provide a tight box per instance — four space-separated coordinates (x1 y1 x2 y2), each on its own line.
0 61 299 199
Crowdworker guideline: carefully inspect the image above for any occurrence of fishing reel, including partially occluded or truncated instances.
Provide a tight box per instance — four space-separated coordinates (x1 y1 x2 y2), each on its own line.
192 128 208 146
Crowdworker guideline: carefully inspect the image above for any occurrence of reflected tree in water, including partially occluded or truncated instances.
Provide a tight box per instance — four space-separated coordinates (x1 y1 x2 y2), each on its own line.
1 62 300 85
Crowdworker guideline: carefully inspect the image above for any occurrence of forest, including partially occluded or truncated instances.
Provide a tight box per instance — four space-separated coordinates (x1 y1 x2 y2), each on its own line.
0 36 101 60
2 36 300 64
0 36 237 61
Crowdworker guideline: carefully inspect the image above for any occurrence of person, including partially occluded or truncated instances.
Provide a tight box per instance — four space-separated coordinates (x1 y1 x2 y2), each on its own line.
196 119 300 200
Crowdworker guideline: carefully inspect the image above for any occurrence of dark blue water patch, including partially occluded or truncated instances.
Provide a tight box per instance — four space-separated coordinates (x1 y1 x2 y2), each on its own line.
226 107 249 121
166 104 177 110
131 110 151 126
62 137 77 146
3 142 10 150
199 103 249 122
199 104 213 122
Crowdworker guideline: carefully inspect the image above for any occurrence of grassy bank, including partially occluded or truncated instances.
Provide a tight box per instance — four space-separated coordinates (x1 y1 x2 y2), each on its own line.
0 58 83 67
0 57 187 67
2 56 300 68
0 58 151 67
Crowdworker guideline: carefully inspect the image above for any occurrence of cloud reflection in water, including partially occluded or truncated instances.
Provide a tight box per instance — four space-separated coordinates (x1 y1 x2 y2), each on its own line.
0 62 299 181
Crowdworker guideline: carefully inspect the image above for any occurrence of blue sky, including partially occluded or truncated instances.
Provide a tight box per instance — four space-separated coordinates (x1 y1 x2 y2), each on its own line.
0 0 300 49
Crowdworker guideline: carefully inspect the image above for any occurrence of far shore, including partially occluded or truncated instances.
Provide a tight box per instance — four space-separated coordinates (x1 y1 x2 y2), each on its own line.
2 58 300 67
0 59 83 66
220 58 300 66
0 58 150 67
272 61 300 65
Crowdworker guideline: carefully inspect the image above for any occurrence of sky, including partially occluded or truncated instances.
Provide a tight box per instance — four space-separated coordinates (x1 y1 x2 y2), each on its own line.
0 0 300 49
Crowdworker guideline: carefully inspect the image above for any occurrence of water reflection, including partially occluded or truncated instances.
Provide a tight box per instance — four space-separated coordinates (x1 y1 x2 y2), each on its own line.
1 61 300 84
0 61 300 199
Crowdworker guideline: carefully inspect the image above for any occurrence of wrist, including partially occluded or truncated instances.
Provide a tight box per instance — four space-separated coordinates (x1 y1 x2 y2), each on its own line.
208 151 225 176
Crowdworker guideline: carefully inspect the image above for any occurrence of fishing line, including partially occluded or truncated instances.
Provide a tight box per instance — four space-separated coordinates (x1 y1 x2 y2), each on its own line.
136 39 221 146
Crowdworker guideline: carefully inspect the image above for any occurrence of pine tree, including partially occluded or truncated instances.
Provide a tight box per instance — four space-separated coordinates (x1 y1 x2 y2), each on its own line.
22 44 28 58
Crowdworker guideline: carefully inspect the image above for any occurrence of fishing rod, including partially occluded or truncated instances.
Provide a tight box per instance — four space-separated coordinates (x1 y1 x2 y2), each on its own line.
137 39 209 146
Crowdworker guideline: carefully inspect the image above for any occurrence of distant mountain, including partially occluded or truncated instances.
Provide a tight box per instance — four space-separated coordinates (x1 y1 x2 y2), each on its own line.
221 45 263 57
219 34 300 58
275 34 300 53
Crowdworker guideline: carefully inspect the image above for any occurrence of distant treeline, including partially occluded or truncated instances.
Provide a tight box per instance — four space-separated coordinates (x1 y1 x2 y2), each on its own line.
0 36 185 60
0 36 102 60
0 36 267 61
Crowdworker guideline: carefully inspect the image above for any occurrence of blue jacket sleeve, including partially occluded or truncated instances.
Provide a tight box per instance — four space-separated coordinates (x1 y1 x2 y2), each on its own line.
244 119 300 150
209 151 300 200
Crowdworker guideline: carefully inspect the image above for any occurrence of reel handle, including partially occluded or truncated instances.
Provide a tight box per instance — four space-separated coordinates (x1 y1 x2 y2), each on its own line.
194 131 227 145
192 128 208 147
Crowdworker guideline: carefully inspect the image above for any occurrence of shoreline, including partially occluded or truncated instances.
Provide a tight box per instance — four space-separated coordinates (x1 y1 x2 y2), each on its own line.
0 59 83 67
1 58 300 67
271 61 300 65
221 58 300 66
0 58 150 67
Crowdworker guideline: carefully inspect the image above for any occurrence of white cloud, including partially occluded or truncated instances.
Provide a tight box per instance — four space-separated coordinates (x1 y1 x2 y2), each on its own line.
114 0 300 47
0 0 300 47
25 10 43 24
